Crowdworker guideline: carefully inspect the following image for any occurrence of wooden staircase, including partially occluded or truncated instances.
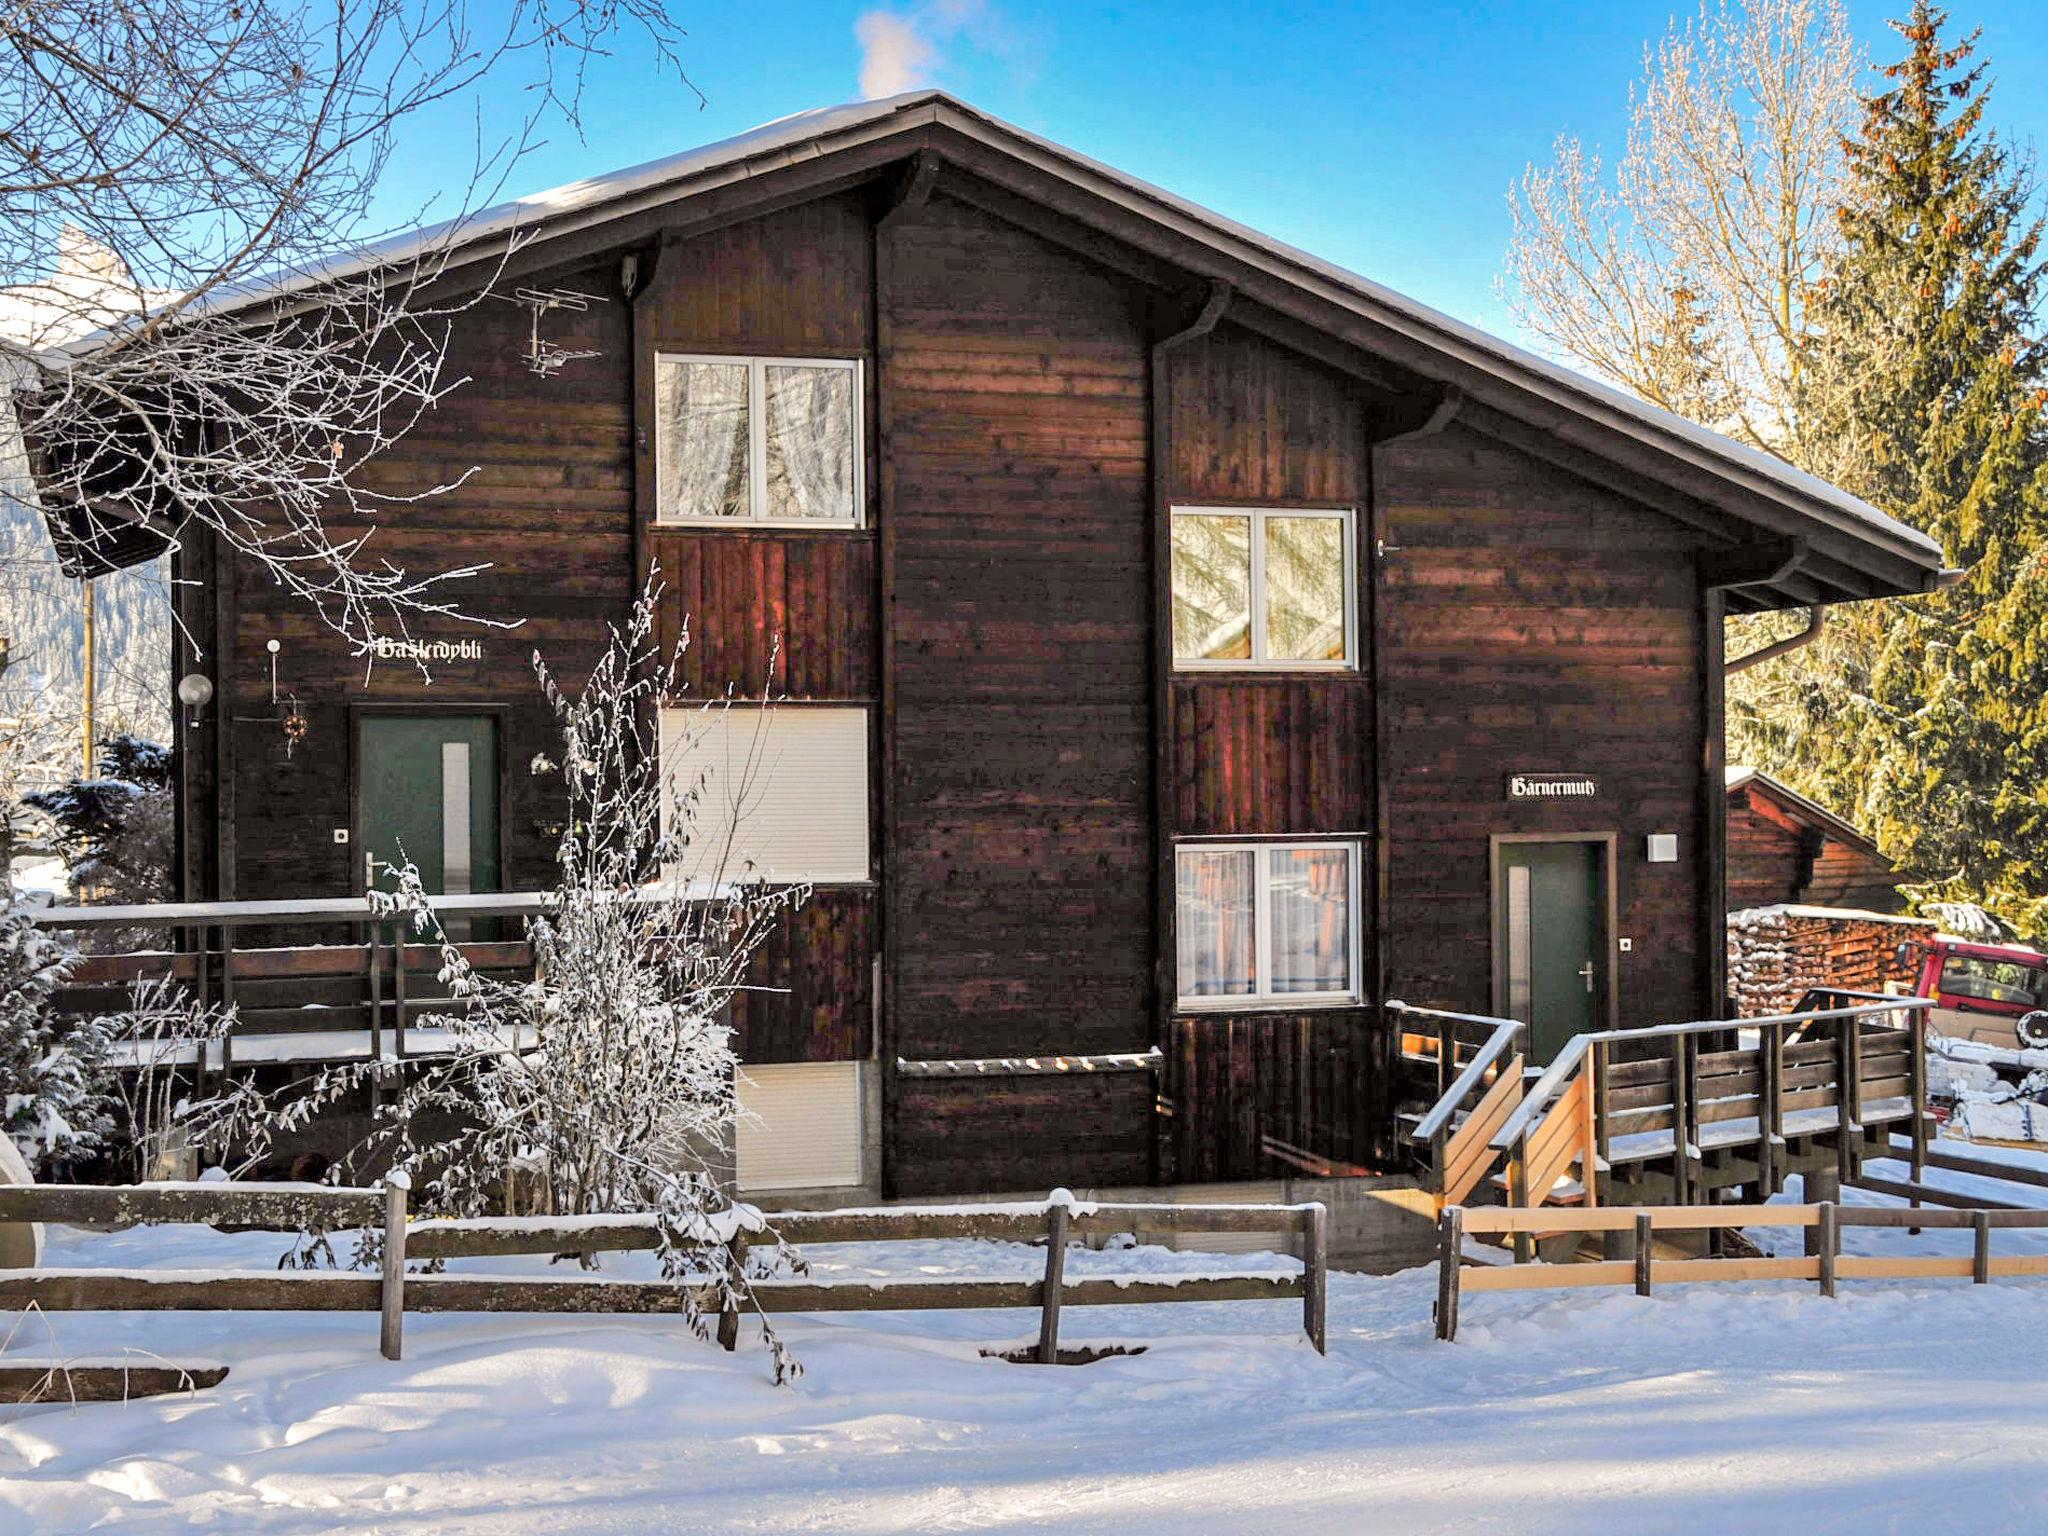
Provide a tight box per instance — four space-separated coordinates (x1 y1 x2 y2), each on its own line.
1395 989 1937 1255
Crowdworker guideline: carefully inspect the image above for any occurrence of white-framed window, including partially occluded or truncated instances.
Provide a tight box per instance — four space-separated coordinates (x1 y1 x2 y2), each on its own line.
654 353 863 527
1175 840 1362 1009
1169 505 1356 669
658 704 870 883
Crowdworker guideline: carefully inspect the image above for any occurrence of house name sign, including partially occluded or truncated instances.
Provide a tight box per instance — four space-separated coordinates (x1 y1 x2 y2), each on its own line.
1507 773 1599 800
370 636 486 664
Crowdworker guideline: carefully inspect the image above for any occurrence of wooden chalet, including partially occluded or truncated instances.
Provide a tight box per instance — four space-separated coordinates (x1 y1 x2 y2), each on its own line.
41 93 1950 1213
1725 766 1902 914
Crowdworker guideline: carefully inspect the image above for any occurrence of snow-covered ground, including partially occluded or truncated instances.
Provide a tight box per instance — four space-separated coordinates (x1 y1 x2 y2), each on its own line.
6 1152 2048 1534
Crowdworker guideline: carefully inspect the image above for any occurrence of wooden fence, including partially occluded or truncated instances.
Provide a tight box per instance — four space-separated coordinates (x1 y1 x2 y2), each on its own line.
0 1182 1328 1365
1433 1199 2048 1341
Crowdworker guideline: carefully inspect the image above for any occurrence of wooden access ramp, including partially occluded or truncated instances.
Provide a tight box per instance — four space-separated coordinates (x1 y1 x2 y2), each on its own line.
1395 990 1937 1244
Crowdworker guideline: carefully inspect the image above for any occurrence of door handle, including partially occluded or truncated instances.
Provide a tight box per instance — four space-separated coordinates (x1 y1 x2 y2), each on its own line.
1578 961 1596 994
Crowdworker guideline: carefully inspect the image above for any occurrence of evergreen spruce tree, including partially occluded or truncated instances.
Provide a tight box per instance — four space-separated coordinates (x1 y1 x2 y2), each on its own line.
1733 1 2048 933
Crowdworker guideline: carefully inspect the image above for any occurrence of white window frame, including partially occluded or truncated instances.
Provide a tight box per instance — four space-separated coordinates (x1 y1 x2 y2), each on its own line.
1174 838 1363 1011
653 352 865 528
1169 504 1357 671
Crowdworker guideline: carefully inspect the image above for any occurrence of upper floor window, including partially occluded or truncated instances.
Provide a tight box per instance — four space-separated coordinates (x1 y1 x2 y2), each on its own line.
1170 505 1355 668
655 354 862 527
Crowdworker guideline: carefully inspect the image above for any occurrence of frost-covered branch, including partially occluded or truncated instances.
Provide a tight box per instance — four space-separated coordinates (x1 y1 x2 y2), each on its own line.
0 0 688 650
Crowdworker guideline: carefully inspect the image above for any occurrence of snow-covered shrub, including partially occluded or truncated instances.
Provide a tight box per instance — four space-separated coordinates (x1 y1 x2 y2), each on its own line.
23 734 175 948
0 899 108 1174
201 581 809 1378
94 977 240 1182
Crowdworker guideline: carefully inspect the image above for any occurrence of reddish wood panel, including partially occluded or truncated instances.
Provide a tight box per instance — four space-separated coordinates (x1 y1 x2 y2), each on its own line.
1165 324 1372 838
1167 1010 1384 1181
650 531 878 700
639 191 873 354
881 194 1155 1196
731 886 874 1063
1167 322 1366 505
1727 790 1816 911
1377 422 1710 1026
1170 677 1371 836
1727 786 1899 912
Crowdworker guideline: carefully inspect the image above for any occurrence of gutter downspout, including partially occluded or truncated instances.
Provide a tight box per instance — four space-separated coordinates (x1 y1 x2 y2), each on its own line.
1725 604 1827 675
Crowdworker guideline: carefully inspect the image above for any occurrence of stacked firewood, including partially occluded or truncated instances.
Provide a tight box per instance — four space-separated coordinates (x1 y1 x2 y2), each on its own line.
1726 904 1929 1018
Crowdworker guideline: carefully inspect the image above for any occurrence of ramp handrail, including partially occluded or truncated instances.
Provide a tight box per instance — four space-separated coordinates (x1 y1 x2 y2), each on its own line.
1393 1001 1524 1146
1489 996 1932 1156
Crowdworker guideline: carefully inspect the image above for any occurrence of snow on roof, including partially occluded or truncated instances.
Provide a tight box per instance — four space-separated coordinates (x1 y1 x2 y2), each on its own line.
173 90 1937 574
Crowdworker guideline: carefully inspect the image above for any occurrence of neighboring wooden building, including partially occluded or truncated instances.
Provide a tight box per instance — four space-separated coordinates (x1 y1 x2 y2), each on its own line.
1725 766 1902 914
44 93 1949 1202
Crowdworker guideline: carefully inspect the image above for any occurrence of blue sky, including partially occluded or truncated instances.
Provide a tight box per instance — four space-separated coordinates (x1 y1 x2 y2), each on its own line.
374 1 2048 350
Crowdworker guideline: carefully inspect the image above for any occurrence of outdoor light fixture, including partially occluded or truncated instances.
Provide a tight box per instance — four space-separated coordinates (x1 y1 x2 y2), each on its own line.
175 673 213 711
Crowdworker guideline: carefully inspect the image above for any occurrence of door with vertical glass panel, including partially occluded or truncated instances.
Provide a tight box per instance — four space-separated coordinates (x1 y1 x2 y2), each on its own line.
357 715 500 909
1493 839 1604 1063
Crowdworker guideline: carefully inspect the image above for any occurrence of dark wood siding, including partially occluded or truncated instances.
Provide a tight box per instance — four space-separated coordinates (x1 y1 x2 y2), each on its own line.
635 190 879 704
1727 790 1814 911
1377 421 1710 1026
881 193 1155 1196
1162 322 1381 1174
1167 1011 1379 1182
1727 785 1900 913
730 887 875 1063
224 255 635 903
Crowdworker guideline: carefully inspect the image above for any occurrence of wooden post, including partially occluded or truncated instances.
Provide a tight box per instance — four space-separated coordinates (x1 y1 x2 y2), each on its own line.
1434 1205 1463 1342
1302 1202 1328 1356
1757 1023 1780 1195
218 923 236 1078
1817 1201 1838 1299
1973 1210 1991 1285
1593 1041 1612 1195
1835 1016 1859 1183
1509 1133 1533 1265
1579 1052 1600 1208
1910 1008 1930 1212
718 1233 751 1351
1634 1211 1653 1296
380 1171 410 1361
1669 1034 1693 1208
1803 1167 1840 1256
1037 1196 1071 1364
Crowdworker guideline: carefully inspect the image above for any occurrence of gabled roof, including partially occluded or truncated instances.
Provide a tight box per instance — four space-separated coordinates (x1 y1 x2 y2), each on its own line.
1725 765 1886 861
52 91 1952 605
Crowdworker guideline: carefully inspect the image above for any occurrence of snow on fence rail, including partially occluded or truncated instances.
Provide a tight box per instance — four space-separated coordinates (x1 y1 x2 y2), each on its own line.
1432 1199 2048 1341
0 1183 1328 1365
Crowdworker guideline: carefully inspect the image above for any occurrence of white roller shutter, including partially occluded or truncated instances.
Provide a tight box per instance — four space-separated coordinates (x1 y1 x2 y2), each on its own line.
660 705 869 882
736 1062 864 1191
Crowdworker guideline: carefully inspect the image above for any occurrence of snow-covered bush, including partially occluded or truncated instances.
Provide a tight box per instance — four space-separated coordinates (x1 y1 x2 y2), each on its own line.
23 734 175 915
201 581 809 1377
0 899 108 1174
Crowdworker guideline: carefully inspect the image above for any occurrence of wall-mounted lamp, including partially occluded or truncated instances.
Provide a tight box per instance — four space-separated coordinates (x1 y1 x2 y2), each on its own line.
175 673 213 713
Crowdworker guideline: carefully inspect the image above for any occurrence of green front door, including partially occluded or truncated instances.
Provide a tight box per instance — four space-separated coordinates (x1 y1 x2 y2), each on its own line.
1495 840 1606 1062
357 715 500 900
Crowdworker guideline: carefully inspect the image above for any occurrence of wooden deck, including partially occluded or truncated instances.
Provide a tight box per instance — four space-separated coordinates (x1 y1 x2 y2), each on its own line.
1394 990 1935 1227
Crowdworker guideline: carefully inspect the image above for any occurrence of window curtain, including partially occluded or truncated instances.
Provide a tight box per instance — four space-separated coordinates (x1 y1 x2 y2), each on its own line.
1176 849 1256 998
765 365 853 520
1268 846 1351 994
658 359 749 519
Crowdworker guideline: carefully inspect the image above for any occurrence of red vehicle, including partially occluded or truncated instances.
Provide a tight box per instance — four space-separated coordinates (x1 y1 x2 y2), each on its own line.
1897 934 2048 1049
